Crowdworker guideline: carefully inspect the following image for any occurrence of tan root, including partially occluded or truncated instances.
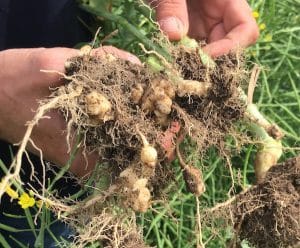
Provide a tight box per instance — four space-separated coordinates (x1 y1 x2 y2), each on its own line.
131 83 144 104
119 167 152 213
85 91 114 123
254 139 283 183
71 209 147 248
176 80 211 97
141 78 175 125
176 136 205 196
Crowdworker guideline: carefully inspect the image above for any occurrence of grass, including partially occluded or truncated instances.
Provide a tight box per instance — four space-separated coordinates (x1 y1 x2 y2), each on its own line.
0 0 299 247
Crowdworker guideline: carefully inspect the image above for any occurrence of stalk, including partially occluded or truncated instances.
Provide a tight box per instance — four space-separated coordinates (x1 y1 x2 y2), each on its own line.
80 4 170 59
240 90 283 183
179 36 215 67
248 123 282 183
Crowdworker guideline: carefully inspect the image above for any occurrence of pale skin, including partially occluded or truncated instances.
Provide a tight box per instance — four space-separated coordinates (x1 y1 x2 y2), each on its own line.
0 0 258 177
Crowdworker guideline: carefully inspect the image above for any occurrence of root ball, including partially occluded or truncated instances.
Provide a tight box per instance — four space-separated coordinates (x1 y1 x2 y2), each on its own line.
234 156 300 248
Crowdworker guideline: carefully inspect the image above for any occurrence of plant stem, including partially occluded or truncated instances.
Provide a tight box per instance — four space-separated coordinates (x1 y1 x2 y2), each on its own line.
34 207 45 247
47 133 82 192
80 4 170 59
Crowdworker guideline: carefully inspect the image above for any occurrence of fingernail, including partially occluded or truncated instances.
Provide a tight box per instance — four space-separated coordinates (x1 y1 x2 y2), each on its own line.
159 17 184 37
127 55 141 65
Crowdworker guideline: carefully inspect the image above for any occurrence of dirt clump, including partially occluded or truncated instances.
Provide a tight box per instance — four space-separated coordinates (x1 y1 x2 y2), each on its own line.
63 55 163 171
233 156 300 247
173 48 245 153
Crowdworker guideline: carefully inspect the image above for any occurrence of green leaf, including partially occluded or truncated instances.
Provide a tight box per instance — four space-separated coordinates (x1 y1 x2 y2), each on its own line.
0 233 10 248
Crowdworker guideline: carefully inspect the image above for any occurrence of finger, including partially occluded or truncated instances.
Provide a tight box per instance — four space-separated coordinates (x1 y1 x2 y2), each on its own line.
207 23 227 43
203 38 233 57
91 46 141 65
203 0 259 57
0 48 78 85
35 46 140 86
204 21 259 57
150 0 189 40
29 110 98 178
223 0 259 44
30 47 79 85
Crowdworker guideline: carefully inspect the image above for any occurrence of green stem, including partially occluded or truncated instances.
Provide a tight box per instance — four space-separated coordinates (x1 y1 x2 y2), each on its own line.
47 133 82 192
0 233 10 248
7 235 29 248
80 4 170 59
179 36 215 67
68 162 102 200
0 159 24 194
134 4 157 28
34 207 45 248
45 227 64 248
24 209 37 237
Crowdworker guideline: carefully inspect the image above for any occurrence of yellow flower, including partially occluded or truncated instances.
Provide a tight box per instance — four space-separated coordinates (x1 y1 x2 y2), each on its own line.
5 186 19 199
0 178 19 199
263 34 273 42
259 23 266 30
18 193 35 209
252 11 259 19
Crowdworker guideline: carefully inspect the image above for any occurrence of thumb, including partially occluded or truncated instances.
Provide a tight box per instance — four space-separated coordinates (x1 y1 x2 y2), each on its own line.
151 0 189 40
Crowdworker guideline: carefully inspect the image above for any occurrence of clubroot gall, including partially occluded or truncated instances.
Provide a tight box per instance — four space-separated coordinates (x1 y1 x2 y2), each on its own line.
0 37 286 246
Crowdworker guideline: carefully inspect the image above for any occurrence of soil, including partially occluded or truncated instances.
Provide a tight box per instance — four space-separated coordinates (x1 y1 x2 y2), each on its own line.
234 156 300 247
173 48 245 154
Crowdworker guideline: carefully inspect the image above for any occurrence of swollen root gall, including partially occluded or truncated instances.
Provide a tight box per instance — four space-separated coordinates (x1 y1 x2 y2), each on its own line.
85 91 114 122
141 145 158 168
183 165 205 196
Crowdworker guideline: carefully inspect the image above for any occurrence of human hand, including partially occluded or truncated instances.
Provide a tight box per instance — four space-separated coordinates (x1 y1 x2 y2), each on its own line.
151 0 259 57
0 46 140 178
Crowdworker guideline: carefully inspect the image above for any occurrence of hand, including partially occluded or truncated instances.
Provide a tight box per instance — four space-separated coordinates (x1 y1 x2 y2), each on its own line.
0 46 140 178
151 0 259 57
